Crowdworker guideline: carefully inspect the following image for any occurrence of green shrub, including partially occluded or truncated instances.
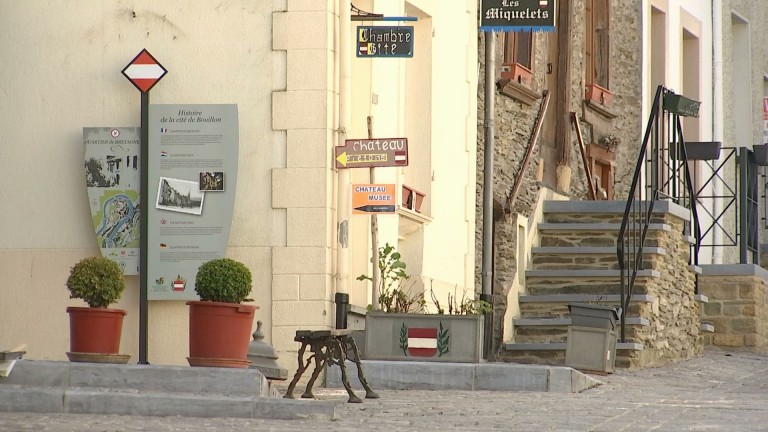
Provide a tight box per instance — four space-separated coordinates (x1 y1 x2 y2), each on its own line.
65 256 125 308
195 258 252 303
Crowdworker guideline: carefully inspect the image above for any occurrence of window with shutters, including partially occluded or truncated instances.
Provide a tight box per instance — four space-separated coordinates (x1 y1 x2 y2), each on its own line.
585 0 612 105
501 31 534 87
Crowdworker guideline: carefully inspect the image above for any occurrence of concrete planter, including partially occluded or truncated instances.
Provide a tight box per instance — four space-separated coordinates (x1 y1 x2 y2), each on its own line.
364 313 483 363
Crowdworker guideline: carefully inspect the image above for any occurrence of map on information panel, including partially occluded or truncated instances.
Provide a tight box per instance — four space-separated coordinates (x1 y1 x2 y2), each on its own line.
83 127 141 275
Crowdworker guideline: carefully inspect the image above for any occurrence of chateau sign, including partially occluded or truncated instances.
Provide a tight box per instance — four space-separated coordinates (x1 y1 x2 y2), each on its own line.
480 0 557 32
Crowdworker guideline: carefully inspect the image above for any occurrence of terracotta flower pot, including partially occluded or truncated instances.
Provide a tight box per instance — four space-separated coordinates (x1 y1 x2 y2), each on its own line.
186 300 258 368
66 306 126 354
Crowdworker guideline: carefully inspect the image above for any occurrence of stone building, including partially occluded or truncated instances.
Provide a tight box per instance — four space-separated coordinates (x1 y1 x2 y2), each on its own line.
478 0 768 367
477 0 644 357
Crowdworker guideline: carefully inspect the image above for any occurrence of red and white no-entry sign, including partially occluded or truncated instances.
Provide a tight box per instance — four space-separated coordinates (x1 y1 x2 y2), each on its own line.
122 49 167 93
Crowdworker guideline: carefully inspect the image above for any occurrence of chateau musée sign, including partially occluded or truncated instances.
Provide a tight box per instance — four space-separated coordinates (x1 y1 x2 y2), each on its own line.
480 0 556 32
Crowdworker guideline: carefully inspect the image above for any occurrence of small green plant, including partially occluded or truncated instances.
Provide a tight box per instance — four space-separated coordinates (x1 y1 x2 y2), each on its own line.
66 256 125 308
358 243 425 313
447 291 492 315
195 258 253 303
429 284 492 315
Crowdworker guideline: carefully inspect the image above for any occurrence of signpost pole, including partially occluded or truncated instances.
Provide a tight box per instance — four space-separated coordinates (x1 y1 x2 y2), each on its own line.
139 92 149 365
367 116 380 310
122 48 166 365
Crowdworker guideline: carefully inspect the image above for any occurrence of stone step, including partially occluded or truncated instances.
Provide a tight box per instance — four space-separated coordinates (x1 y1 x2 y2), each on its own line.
531 246 665 270
518 294 654 319
537 223 670 248
542 200 690 223
525 269 657 296
0 360 338 420
500 342 645 370
513 317 649 345
514 316 649 327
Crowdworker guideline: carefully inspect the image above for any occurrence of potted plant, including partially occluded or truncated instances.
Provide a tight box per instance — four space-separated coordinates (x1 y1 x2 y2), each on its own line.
65 256 127 362
186 257 259 368
360 244 487 363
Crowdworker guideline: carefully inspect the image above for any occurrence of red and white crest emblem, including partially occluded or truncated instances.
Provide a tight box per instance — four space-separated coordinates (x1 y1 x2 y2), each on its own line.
407 327 438 357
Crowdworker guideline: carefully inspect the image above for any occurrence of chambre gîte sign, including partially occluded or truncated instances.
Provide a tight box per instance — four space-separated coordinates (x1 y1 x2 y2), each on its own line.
480 0 557 32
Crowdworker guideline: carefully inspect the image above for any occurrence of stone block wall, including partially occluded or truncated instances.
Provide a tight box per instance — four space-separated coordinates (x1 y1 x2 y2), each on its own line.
699 265 768 351
625 213 703 368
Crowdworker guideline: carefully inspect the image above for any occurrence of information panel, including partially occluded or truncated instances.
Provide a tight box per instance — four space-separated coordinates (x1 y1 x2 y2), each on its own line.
147 104 239 300
84 127 141 275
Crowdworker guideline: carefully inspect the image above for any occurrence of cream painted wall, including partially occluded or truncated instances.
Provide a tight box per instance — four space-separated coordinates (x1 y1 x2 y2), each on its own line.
0 1 281 364
643 0 720 264
0 0 477 377
345 0 478 311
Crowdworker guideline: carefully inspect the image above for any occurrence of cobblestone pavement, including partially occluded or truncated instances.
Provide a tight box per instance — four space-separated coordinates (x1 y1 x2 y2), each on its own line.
2 349 768 431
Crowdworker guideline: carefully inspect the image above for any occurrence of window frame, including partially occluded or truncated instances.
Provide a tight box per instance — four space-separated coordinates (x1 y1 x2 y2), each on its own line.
585 0 610 91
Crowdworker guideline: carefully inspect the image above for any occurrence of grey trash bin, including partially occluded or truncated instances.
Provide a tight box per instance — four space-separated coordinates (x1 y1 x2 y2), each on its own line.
565 303 620 373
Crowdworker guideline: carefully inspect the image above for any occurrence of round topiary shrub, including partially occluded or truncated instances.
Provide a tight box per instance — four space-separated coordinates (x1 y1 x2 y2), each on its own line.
66 256 126 308
195 258 252 303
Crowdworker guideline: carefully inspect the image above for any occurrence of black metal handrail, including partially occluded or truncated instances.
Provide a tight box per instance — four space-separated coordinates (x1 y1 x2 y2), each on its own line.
616 86 701 343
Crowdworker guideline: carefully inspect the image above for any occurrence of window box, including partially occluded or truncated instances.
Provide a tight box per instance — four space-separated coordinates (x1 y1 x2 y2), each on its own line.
754 144 768 166
684 141 722 161
500 63 533 87
585 83 613 106
401 185 425 213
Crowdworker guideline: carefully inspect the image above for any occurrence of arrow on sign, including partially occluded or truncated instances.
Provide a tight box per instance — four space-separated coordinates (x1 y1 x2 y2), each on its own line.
336 151 348 167
354 205 396 213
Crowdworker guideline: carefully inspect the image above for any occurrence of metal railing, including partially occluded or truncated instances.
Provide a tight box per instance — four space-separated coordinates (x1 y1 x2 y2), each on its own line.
616 86 701 343
693 147 759 264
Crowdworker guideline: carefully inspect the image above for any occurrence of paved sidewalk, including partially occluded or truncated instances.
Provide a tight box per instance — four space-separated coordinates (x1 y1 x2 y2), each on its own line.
1 349 767 431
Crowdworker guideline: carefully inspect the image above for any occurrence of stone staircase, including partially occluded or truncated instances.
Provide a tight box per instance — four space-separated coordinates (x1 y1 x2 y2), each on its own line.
500 200 705 370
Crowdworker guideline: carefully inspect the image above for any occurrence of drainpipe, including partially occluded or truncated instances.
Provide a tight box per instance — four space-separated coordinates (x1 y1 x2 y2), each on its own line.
481 31 495 358
712 0 723 264
335 0 352 328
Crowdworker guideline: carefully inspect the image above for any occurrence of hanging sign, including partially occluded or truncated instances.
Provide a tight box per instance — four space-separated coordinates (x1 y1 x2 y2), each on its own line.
480 0 557 32
357 26 414 58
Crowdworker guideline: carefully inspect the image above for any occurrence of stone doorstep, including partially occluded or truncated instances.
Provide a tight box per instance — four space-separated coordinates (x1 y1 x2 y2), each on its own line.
0 360 339 421
0 385 338 420
323 360 603 393
1 360 269 397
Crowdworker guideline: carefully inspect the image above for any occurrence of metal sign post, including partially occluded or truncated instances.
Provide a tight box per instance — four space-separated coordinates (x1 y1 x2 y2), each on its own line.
121 49 167 365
